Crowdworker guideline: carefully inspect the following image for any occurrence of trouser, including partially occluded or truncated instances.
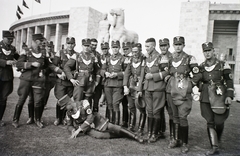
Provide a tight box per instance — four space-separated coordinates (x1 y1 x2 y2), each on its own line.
92 84 103 112
0 80 13 120
43 77 56 107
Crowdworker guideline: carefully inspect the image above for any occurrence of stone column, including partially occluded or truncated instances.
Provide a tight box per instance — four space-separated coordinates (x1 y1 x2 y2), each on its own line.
234 21 240 84
20 29 27 51
26 27 34 47
44 25 51 41
54 23 62 52
35 26 41 34
207 20 214 42
16 30 21 52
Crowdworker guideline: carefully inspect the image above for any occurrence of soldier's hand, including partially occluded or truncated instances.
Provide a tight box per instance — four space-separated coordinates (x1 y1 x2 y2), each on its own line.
70 79 80 86
164 75 171 83
61 72 66 80
124 86 130 95
136 92 142 98
145 73 153 80
105 72 111 78
6 60 16 66
225 97 232 106
70 127 82 139
109 72 117 78
31 62 41 67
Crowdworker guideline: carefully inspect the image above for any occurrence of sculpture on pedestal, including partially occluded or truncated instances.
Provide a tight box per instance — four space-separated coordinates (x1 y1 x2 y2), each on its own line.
97 13 111 44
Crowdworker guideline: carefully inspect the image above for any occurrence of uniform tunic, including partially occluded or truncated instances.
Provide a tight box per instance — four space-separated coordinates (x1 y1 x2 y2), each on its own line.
101 53 125 111
138 50 169 118
168 51 198 126
194 58 234 127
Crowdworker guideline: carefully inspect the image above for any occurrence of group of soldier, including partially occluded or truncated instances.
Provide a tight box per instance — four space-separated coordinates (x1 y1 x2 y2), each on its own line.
0 30 234 155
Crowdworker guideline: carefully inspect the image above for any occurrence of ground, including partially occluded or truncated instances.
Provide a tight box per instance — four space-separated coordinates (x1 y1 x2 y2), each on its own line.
0 78 240 156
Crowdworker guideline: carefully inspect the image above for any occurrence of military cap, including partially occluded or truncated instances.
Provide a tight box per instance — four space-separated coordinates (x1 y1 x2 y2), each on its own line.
82 38 91 45
135 96 146 108
122 42 131 49
66 37 75 44
90 38 98 43
202 42 214 51
47 41 54 47
32 34 45 41
145 38 156 43
2 30 14 38
173 36 185 45
159 38 169 45
111 40 120 48
101 42 109 49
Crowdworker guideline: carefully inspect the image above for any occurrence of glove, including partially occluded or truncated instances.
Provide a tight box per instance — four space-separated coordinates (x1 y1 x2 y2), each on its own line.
70 126 82 139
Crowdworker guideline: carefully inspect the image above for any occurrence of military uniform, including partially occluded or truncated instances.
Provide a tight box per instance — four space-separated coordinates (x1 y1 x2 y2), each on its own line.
100 40 124 125
193 42 234 155
64 38 100 103
64 99 143 143
123 43 146 132
167 36 199 153
0 31 19 126
52 37 76 126
138 38 169 143
12 34 60 128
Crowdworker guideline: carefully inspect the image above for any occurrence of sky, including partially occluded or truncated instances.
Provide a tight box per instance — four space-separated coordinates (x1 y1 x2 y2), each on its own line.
0 0 239 52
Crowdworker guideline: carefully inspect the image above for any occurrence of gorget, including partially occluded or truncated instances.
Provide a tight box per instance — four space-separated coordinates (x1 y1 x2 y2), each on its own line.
1 48 11 55
146 58 157 68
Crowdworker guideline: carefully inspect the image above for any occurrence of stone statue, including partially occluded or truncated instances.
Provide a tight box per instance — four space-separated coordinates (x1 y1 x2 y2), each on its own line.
110 8 138 47
97 13 111 44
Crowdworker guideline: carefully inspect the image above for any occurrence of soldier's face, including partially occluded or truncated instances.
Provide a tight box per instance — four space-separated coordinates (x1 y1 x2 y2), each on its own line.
82 45 90 52
123 47 131 55
132 47 140 58
203 49 214 60
66 43 75 51
112 47 120 55
101 48 109 55
90 42 98 51
145 42 155 54
159 44 169 54
173 43 184 53
3 37 13 45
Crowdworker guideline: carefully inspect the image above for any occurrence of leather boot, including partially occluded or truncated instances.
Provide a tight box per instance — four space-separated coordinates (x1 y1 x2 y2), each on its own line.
147 117 153 140
128 111 136 132
114 111 120 125
181 126 189 153
119 127 144 143
105 106 109 118
61 109 67 125
169 119 174 143
206 128 219 155
108 109 114 123
136 112 146 136
35 107 44 128
168 123 179 148
0 104 6 126
158 109 166 138
216 123 224 142
54 105 62 126
26 104 34 124
12 105 23 128
121 97 128 128
148 118 160 143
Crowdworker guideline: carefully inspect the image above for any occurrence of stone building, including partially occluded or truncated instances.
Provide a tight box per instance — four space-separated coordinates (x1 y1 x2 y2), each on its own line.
10 7 103 52
179 1 240 85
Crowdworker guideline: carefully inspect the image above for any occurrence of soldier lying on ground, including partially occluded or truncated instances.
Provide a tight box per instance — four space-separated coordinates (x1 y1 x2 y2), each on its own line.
58 95 144 143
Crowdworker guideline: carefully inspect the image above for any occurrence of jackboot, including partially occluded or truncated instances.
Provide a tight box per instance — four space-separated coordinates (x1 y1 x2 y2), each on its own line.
136 112 146 136
206 128 219 155
12 105 23 128
54 105 62 126
26 104 34 124
0 104 6 126
148 118 160 143
128 111 136 132
168 123 179 148
169 119 174 143
216 124 224 142
35 107 44 128
105 106 109 119
114 111 120 125
181 126 189 153
146 117 153 140
61 109 67 125
108 109 114 123
121 106 128 128
119 127 144 143
158 108 166 138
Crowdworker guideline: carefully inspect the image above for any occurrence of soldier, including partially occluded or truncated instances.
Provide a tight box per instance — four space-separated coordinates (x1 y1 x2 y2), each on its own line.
158 38 173 139
64 38 100 104
100 40 125 125
138 38 169 143
12 34 60 128
52 37 76 126
121 41 133 128
167 36 199 153
62 97 143 143
123 43 146 132
192 42 233 155
89 38 102 113
0 30 19 126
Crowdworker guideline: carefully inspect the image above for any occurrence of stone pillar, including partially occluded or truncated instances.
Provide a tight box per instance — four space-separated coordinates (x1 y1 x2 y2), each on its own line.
35 26 41 34
44 25 51 41
20 29 27 51
234 21 240 84
207 20 214 42
27 27 34 47
54 23 62 52
16 30 21 52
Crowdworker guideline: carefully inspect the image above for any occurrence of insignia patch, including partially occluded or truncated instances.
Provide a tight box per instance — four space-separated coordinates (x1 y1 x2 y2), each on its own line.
192 67 199 74
229 73 233 79
86 108 92 115
164 67 168 71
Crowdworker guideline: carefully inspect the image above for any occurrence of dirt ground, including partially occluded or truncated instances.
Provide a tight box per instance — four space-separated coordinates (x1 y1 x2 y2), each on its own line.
0 78 239 156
